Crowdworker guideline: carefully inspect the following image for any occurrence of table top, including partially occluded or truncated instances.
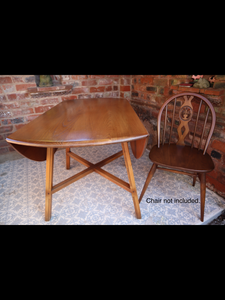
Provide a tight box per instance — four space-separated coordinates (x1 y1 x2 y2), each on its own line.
6 98 149 148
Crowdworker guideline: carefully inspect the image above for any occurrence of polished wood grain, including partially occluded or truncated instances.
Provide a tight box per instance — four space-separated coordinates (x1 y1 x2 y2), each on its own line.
6 98 149 150
122 142 141 218
9 143 57 162
140 93 216 222
6 98 148 221
66 147 70 169
130 136 148 159
149 144 214 173
45 148 54 221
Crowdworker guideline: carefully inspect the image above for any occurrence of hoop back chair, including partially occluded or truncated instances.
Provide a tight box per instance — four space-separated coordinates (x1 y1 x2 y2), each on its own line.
139 92 216 222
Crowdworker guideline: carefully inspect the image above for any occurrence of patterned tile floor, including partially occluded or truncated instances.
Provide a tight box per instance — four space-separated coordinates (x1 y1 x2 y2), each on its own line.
0 143 225 225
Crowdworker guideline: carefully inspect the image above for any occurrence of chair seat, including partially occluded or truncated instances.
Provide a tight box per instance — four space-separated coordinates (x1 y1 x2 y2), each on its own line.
149 143 214 173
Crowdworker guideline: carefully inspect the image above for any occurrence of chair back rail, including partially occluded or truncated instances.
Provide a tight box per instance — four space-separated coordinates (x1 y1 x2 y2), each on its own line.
157 92 216 155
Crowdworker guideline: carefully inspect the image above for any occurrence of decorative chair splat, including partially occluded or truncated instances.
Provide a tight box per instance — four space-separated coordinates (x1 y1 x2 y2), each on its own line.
177 95 194 146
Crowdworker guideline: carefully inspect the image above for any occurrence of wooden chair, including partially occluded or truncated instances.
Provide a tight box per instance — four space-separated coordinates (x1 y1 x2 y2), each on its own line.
139 92 216 222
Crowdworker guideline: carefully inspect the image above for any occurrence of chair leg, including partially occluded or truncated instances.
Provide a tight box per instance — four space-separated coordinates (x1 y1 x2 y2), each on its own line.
193 175 197 186
199 173 206 222
139 163 157 203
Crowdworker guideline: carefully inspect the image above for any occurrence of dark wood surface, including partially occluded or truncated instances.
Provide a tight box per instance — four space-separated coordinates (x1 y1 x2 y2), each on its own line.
149 144 214 172
6 98 149 148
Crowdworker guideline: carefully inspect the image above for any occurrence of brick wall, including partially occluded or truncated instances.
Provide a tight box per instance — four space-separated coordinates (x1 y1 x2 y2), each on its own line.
129 75 225 198
0 75 124 155
1 74 225 197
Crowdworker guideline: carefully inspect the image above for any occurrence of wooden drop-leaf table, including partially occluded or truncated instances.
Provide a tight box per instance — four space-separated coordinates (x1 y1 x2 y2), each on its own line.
6 98 149 221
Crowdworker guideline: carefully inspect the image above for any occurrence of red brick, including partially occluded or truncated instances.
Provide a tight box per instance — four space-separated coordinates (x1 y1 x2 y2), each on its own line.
0 95 7 102
12 76 24 83
12 108 34 117
26 114 40 122
112 91 119 97
0 86 3 93
106 75 120 78
0 76 12 84
121 78 131 85
0 102 20 110
71 75 88 80
61 75 70 81
78 94 92 99
155 96 166 105
98 79 114 85
204 88 224 96
37 86 59 92
140 77 153 85
2 84 16 93
0 111 13 118
105 86 112 91
94 93 104 98
120 86 130 92
0 125 13 133
153 78 168 86
7 92 29 101
192 102 206 113
15 124 26 130
163 86 170 96
207 169 218 179
90 86 105 93
172 89 182 95
34 105 54 113
89 75 105 78
2 119 12 125
120 75 131 79
211 140 225 153
206 174 225 193
19 100 40 108
81 80 97 86
27 87 37 93
179 86 200 93
217 171 225 185
16 83 36 91
40 98 60 105
113 86 118 91
61 95 78 101
72 87 89 94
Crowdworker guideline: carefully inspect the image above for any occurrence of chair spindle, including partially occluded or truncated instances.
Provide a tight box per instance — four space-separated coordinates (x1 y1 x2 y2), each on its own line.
169 98 176 144
198 108 209 151
191 100 202 148
162 105 167 145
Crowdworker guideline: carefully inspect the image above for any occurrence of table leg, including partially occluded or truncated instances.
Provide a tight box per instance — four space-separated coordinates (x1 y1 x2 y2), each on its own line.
66 148 70 169
122 142 141 219
45 148 54 221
